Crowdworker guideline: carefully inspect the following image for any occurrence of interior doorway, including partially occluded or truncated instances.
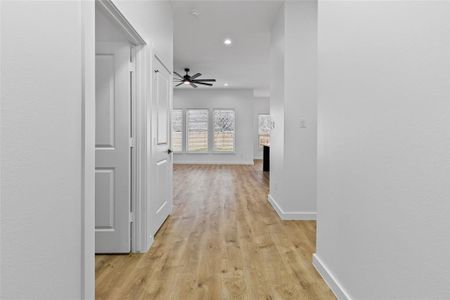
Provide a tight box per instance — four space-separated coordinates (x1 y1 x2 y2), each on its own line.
94 1 145 253
93 0 174 255
81 0 175 296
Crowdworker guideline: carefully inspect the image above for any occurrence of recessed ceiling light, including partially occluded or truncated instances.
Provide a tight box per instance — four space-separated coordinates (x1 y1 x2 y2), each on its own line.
224 83 229 87
224 39 232 46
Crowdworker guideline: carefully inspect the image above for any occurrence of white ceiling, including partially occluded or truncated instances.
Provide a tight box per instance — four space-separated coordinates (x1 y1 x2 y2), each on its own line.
172 1 282 90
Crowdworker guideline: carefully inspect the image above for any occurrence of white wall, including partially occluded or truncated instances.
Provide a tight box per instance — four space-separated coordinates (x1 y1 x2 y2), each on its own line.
112 0 173 70
1 1 84 298
173 89 257 165
315 1 450 299
269 5 285 206
253 97 270 159
269 1 317 219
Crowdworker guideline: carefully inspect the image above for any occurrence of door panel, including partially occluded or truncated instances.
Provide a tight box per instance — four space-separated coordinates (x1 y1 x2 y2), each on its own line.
95 169 115 229
95 54 115 148
155 158 169 212
150 56 173 235
95 43 131 253
157 74 169 144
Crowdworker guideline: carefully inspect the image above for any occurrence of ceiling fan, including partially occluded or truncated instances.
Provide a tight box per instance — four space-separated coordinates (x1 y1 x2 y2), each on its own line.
174 68 216 88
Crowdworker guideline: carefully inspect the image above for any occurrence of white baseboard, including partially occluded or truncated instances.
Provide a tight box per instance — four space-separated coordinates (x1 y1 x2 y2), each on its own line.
312 254 351 300
135 235 154 253
174 160 254 165
267 194 316 220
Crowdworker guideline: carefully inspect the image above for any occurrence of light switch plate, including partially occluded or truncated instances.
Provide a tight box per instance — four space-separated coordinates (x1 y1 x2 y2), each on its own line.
299 119 307 128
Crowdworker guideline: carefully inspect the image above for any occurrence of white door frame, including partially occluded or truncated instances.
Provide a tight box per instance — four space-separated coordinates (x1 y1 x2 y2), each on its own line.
81 1 152 298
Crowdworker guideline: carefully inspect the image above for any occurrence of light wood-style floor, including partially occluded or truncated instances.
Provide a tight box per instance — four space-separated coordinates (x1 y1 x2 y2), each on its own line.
96 162 335 299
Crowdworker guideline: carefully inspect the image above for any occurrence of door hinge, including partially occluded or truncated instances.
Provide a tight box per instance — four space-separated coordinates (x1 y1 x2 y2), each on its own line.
129 137 136 148
129 212 135 223
129 62 135 72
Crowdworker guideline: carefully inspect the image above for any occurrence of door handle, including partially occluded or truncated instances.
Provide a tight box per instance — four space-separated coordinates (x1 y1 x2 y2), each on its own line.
167 149 173 154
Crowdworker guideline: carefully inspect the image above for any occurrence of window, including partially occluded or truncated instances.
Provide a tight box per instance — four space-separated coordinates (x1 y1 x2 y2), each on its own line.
171 109 183 152
186 109 209 152
258 114 271 147
213 109 235 152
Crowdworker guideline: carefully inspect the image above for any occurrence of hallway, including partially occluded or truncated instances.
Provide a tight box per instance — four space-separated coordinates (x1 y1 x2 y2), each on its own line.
95 162 335 299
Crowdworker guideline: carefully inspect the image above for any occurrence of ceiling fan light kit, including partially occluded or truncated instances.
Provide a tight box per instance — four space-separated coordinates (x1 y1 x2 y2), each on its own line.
173 68 216 88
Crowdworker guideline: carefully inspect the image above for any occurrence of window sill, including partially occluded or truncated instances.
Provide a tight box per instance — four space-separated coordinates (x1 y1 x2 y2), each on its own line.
175 152 236 155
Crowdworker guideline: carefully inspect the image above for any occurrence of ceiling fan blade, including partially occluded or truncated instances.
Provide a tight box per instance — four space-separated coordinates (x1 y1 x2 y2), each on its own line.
194 82 213 86
190 73 202 80
190 82 198 88
192 79 216 82
173 71 183 78
175 82 184 87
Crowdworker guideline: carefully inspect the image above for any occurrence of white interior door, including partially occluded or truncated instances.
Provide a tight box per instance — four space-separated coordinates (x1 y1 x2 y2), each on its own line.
150 56 173 235
95 43 131 253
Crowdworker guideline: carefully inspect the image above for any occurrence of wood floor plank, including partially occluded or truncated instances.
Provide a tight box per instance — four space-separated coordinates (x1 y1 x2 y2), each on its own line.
96 162 335 299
